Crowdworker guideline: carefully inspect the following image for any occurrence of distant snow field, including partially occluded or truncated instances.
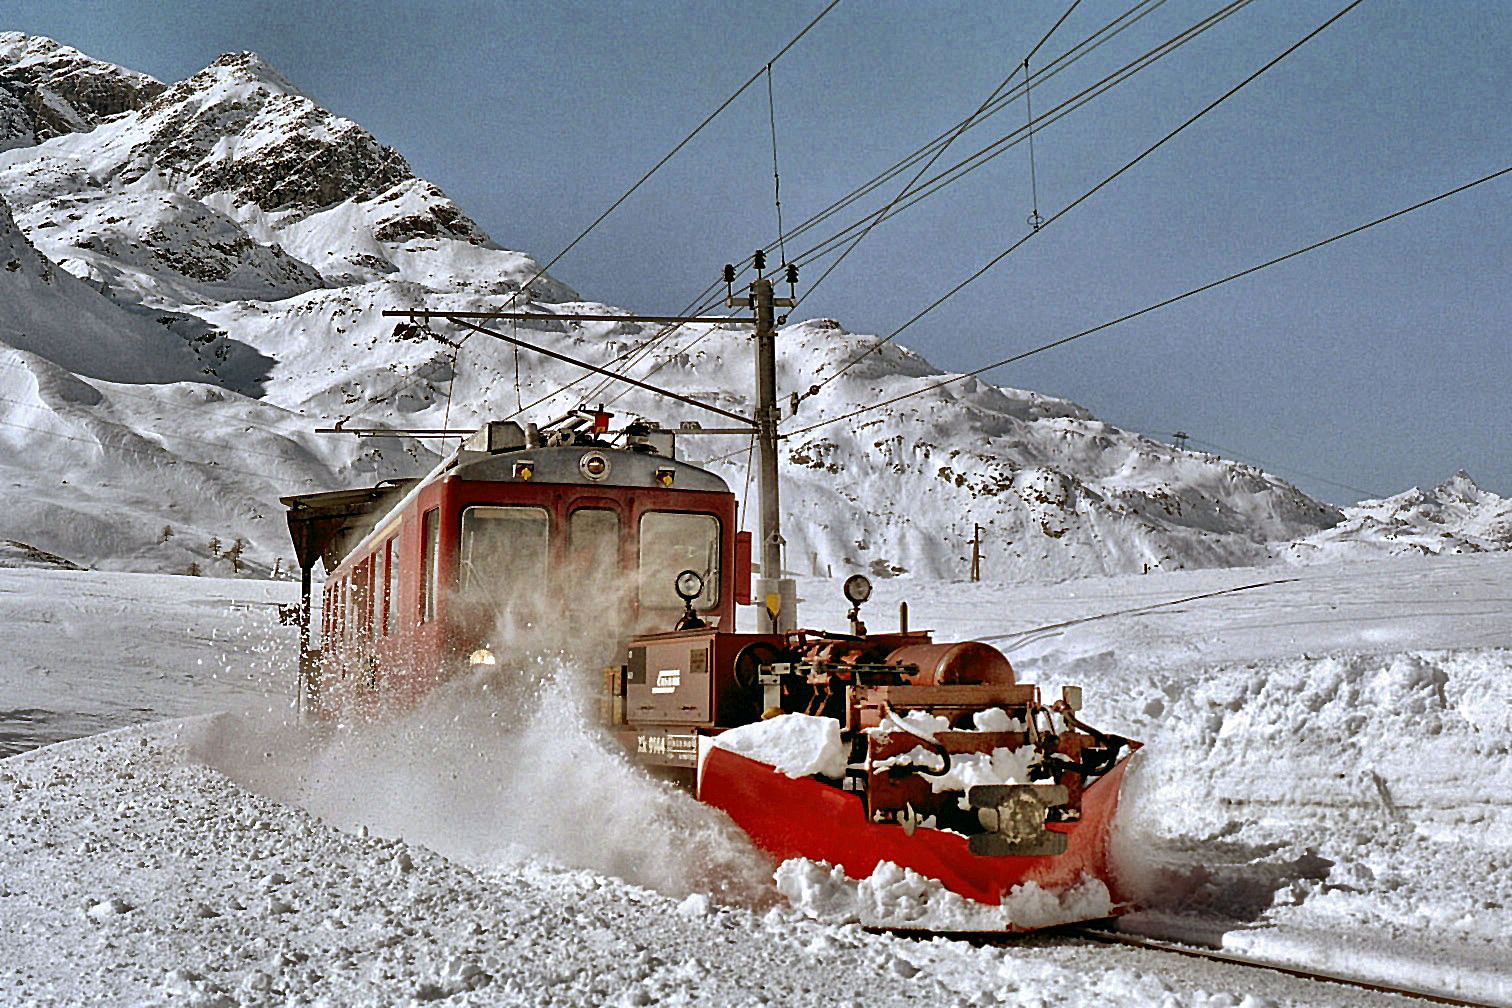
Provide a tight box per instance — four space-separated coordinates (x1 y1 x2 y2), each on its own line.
3 555 1511 1005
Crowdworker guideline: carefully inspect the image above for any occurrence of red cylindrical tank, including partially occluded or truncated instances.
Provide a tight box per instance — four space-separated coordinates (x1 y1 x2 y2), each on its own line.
885 641 1015 686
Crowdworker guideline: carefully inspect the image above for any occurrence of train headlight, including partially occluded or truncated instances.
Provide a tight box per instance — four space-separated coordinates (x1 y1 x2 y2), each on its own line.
579 451 610 481
513 460 535 481
468 648 497 666
654 467 675 487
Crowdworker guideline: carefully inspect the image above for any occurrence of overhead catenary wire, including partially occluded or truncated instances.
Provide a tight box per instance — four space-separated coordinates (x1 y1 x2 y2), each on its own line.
592 0 1179 401
767 64 787 268
787 0 1254 276
794 0 1351 399
603 0 1211 410
1176 434 1387 501
755 0 1172 282
369 0 1186 428
786 0 1095 334
753 165 1512 456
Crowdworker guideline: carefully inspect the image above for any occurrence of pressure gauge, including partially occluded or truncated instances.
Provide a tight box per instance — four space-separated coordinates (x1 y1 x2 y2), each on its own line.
843 573 872 606
675 569 705 602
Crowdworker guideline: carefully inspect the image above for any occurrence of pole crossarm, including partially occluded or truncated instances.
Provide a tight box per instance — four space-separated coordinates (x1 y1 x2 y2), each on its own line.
442 316 757 428
381 309 752 325
314 427 474 437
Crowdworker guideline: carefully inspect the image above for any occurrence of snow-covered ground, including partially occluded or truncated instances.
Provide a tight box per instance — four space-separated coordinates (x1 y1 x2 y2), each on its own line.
4 554 1510 1005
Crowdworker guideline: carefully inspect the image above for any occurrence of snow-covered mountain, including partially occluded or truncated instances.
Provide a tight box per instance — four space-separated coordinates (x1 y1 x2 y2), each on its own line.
0 34 1495 581
1282 471 1512 563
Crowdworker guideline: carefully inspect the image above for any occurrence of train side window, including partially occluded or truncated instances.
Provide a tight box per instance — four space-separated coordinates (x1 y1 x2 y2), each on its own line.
459 505 550 600
421 508 440 623
383 536 398 636
372 549 385 636
638 512 720 615
568 509 620 604
346 575 360 640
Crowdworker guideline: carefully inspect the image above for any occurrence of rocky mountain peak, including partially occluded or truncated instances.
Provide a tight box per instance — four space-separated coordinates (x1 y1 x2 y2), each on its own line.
201 50 303 96
1435 469 1482 502
0 33 165 150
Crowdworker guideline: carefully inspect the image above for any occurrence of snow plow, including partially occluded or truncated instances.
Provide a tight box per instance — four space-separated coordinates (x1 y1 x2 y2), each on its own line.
610 571 1140 930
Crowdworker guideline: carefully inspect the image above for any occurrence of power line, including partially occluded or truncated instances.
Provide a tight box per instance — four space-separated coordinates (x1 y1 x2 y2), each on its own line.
749 0 1173 281
357 0 1182 427
773 164 1511 448
1177 434 1386 500
794 0 1352 397
639 0 1222 406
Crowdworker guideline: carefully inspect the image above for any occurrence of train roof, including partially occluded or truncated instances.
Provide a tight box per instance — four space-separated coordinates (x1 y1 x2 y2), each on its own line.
281 421 729 574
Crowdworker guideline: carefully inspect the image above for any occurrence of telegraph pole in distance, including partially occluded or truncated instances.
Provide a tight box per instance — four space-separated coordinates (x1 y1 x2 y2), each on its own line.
969 523 983 582
728 252 797 632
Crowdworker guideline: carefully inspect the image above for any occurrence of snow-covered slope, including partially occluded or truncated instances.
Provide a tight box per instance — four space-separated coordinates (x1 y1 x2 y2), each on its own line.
0 33 1495 582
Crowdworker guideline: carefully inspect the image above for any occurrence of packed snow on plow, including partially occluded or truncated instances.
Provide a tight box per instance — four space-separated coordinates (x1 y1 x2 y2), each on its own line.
609 573 1140 932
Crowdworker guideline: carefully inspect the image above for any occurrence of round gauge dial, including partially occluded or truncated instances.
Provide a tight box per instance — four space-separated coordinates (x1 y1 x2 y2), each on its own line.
675 569 705 602
843 573 872 605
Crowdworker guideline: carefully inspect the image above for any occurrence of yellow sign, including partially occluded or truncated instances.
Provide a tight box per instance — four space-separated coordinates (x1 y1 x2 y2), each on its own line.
765 592 781 617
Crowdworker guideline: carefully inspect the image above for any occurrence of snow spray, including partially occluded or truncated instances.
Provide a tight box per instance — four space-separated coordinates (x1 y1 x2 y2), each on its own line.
191 608 776 907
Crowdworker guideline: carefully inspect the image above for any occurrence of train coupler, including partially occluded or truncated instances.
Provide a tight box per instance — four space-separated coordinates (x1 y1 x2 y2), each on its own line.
966 783 1069 856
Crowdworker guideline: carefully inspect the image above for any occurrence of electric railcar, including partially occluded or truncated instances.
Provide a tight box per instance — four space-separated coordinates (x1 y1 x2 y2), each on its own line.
282 416 751 705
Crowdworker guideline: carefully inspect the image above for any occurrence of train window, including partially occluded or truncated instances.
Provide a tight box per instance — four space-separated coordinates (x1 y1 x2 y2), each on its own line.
459 506 550 601
372 549 385 636
421 508 440 623
383 537 398 636
568 509 620 606
638 512 720 616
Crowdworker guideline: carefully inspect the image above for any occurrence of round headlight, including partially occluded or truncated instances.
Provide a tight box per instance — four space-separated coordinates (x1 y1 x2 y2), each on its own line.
843 574 872 605
579 451 610 481
468 648 497 666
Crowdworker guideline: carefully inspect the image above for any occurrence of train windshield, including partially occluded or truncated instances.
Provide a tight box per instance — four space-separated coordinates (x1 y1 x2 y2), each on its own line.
638 511 720 622
459 505 550 603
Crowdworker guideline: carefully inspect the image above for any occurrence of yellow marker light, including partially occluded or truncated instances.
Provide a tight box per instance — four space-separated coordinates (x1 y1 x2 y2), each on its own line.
468 648 497 666
765 592 781 618
513 461 534 480
654 467 675 487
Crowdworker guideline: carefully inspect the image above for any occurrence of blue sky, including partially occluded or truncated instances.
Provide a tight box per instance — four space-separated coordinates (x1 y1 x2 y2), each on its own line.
6 0 1509 503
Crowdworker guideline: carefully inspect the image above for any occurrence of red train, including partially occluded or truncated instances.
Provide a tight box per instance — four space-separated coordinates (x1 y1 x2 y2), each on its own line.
282 411 1138 931
283 414 751 702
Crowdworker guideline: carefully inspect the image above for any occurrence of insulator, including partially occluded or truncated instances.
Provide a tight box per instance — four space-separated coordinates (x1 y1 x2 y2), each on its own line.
722 263 736 284
753 249 766 271
785 263 799 285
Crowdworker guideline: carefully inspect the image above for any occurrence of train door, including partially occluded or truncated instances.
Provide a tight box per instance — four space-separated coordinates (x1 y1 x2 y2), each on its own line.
565 503 624 628
635 509 722 632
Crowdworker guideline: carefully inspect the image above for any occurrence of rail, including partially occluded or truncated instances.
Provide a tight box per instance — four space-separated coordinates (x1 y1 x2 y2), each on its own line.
1068 926 1504 1008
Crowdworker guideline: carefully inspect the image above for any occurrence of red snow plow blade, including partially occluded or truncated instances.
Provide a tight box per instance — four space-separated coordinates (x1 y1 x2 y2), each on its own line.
699 745 1133 920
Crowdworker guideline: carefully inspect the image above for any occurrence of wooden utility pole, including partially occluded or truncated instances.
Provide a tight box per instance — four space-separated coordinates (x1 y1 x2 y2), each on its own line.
969 523 983 582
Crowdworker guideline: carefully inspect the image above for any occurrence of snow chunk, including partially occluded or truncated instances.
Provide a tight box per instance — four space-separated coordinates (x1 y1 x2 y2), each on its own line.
972 707 1025 732
870 709 951 742
774 858 1112 931
713 714 847 779
927 744 1038 795
677 892 711 917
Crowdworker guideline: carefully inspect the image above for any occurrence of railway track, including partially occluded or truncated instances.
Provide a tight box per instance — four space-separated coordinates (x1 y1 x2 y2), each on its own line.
1067 926 1504 1008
